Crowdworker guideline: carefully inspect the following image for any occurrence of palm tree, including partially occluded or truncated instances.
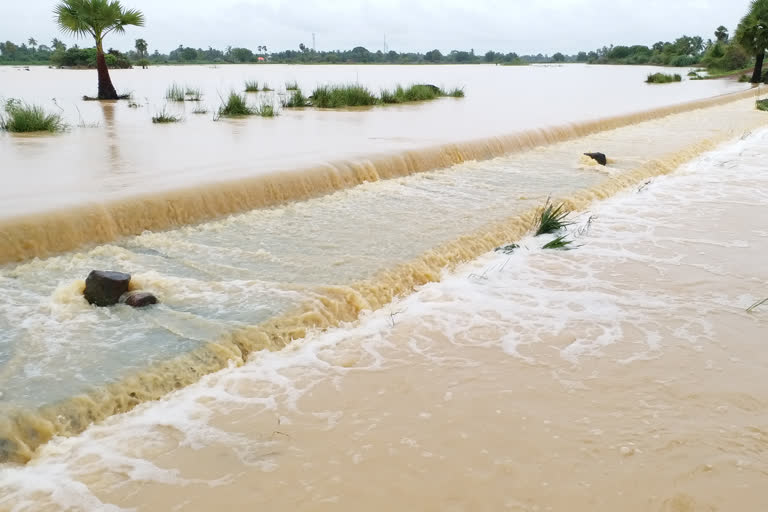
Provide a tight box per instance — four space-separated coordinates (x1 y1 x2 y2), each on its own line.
28 38 38 51
736 0 768 83
135 38 147 58
715 25 729 43
54 0 145 99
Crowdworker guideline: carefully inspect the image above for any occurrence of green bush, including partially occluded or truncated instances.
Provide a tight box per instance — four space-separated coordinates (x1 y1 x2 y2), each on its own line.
646 72 682 84
311 84 378 108
283 89 310 107
0 99 66 133
218 92 255 116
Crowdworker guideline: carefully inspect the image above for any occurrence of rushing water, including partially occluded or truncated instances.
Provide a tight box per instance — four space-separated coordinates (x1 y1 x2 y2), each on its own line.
1 118 767 512
0 62 767 505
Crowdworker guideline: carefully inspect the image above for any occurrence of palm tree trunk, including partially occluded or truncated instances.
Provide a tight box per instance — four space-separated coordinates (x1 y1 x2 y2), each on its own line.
96 42 119 100
751 51 765 83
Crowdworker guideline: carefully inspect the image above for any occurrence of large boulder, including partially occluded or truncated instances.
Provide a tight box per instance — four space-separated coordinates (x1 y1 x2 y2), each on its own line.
83 270 131 307
123 292 158 308
584 152 607 166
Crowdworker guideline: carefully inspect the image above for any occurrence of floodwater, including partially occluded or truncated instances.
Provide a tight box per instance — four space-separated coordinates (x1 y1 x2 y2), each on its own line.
0 63 767 509
1 109 767 512
0 64 750 219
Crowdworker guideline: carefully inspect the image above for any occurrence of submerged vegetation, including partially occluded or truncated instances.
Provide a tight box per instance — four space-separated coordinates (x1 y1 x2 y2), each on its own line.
747 297 768 312
542 235 574 250
165 84 202 101
311 84 378 108
254 100 278 117
244 80 260 92
756 99 768 111
282 89 310 107
218 92 254 116
0 99 66 133
285 81 299 90
151 107 181 123
535 202 571 236
646 72 683 83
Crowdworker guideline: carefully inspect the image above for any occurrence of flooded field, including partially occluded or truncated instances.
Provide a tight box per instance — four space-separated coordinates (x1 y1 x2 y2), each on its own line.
1 62 767 510
1 111 767 512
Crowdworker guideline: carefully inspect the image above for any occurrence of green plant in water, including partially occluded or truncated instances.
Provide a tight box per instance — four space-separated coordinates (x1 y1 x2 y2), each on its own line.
244 80 259 92
542 235 573 250
283 89 310 107
185 87 202 101
311 84 378 108
535 201 571 236
218 91 254 116
285 81 299 90
756 99 768 111
0 99 67 133
646 72 682 84
151 107 181 123
380 84 440 104
165 83 186 101
262 83 273 91
747 298 768 312
494 243 519 254
444 87 465 97
191 105 209 114
254 100 278 117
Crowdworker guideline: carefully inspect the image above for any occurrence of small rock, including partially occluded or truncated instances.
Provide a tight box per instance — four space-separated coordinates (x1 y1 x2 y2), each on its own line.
584 152 607 166
84 270 131 307
123 291 158 308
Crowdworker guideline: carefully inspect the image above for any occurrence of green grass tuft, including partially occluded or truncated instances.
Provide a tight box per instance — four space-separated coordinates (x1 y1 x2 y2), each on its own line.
191 105 209 114
283 89 310 107
218 92 255 116
756 99 768 112
244 80 260 92
254 100 279 117
535 201 571 236
646 72 682 84
311 84 378 108
285 81 299 90
444 87 465 97
0 99 66 133
185 87 202 101
542 235 573 250
151 108 181 124
494 243 519 254
262 83 273 92
165 83 186 102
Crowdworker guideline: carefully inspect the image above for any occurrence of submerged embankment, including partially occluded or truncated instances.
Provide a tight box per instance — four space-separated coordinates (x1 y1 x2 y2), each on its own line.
0 92 766 464
2 111 768 512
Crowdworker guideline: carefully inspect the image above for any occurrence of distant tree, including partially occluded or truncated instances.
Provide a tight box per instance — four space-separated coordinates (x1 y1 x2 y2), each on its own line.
715 25 730 42
576 51 588 62
552 52 566 62
736 0 768 83
425 49 442 62
299 43 307 52
51 38 66 51
54 0 145 100
134 38 147 58
28 38 37 51
484 50 497 62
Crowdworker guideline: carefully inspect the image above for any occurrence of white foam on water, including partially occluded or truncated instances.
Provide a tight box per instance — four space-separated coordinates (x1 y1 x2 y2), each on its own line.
2 128 768 510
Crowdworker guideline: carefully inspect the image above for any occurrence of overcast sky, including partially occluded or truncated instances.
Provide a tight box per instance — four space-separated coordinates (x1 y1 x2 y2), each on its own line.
0 0 752 55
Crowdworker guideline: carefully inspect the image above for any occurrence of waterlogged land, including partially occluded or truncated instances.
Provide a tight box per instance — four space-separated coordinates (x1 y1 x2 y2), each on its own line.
0 64 749 219
1 109 768 512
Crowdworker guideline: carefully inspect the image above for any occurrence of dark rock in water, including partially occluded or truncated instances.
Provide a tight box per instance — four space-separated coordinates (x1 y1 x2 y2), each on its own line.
123 291 158 308
584 152 607 166
84 270 131 307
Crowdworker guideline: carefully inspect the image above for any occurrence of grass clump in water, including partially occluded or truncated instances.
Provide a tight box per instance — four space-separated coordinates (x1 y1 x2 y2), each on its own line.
191 105 209 114
283 89 310 108
165 83 186 102
444 87 465 97
244 80 260 92
0 99 66 133
542 235 573 250
646 72 682 84
285 81 299 90
262 83 273 92
185 87 202 101
311 84 378 108
218 92 255 117
756 99 768 111
494 243 519 254
254 100 279 117
380 84 441 104
535 201 571 236
152 108 181 124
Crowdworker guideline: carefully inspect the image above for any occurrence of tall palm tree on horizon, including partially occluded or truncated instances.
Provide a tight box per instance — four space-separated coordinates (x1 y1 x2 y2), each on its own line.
736 0 768 83
54 0 145 99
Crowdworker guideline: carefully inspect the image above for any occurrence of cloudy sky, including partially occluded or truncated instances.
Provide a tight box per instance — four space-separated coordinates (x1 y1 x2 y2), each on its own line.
0 0 752 55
